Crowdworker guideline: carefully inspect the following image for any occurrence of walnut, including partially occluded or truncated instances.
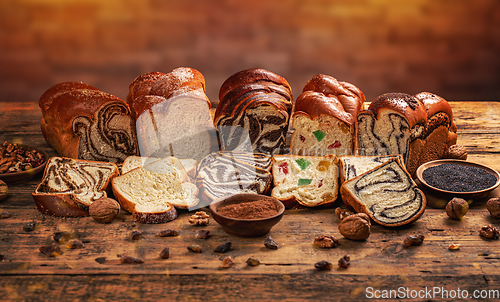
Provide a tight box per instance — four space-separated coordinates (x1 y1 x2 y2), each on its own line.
479 225 500 240
338 213 371 240
89 197 120 223
334 207 353 221
188 211 210 225
445 197 469 220
486 197 500 218
0 180 8 201
314 235 338 248
338 255 351 268
443 144 467 160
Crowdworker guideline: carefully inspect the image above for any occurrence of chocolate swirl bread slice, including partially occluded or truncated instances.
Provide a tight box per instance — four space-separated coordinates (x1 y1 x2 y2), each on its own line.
196 151 273 206
39 82 138 163
339 154 403 184
32 157 119 217
340 157 426 227
215 68 293 155
271 154 339 209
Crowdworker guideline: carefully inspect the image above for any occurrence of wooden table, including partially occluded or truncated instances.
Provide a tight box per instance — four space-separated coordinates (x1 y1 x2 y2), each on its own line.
1 101 499 301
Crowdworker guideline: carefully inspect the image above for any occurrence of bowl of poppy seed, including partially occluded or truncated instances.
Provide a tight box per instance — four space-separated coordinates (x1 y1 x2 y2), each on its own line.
416 159 500 200
209 193 285 237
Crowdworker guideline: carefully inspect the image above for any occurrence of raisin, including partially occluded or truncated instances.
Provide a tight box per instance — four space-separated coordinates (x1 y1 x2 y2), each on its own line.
246 258 260 266
159 247 170 259
120 255 144 264
157 229 179 237
39 244 62 257
314 260 333 270
338 255 351 268
131 230 142 240
264 236 279 250
195 230 211 239
404 234 425 247
66 239 84 249
214 242 232 253
23 220 37 232
187 245 202 253
299 135 306 142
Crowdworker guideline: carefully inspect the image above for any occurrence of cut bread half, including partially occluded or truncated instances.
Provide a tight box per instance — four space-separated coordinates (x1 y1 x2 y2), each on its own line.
339 154 403 184
340 157 426 227
271 154 339 208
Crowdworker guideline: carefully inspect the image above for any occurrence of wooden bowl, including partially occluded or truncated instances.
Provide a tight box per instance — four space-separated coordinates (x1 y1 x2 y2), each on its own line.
416 159 500 201
0 145 48 184
209 193 285 237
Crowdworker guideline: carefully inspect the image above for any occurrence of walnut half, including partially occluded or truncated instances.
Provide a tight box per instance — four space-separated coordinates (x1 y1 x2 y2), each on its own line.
338 213 371 240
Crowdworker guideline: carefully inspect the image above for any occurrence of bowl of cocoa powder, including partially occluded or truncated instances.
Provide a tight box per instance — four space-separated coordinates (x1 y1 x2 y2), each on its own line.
209 193 285 237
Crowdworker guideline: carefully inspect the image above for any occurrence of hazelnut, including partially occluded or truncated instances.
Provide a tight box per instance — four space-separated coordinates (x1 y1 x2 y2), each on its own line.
89 197 120 223
0 180 8 201
486 197 500 218
443 144 467 160
338 213 371 240
445 197 469 220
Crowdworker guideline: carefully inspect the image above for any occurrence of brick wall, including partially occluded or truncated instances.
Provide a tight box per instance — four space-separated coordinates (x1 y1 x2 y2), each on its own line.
1 0 499 105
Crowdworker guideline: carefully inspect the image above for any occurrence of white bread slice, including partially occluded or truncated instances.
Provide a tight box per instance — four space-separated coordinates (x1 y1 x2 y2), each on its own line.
340 157 426 227
112 157 199 223
121 155 195 181
32 157 119 217
271 154 339 208
121 156 161 174
339 154 403 183
179 158 198 180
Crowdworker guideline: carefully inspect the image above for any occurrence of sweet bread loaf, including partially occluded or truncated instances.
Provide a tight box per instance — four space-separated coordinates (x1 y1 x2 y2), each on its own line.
32 157 119 217
271 154 339 209
215 68 293 155
195 151 273 205
413 92 458 167
339 154 403 184
39 82 139 163
290 74 365 156
112 157 199 223
127 68 215 161
356 93 427 175
340 157 426 227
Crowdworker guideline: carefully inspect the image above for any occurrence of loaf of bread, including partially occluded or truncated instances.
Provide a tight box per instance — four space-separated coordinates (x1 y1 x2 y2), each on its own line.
340 157 426 227
39 82 139 163
271 154 339 209
32 157 119 217
214 68 293 155
127 68 216 161
339 154 403 184
356 93 428 175
290 74 365 156
112 157 199 223
195 151 273 205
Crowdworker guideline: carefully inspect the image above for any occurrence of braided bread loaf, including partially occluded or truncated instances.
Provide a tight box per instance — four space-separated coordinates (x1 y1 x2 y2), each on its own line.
290 74 365 156
39 82 139 163
127 67 215 161
215 68 293 155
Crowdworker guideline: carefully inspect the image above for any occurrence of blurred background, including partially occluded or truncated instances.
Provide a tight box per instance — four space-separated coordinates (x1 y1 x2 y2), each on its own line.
1 0 499 105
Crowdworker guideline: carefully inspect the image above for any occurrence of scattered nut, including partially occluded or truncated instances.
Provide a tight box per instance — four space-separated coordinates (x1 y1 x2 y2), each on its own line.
89 197 120 223
188 211 210 225
157 229 179 237
314 235 338 248
66 239 84 249
479 225 500 240
195 230 211 239
120 255 144 264
0 210 12 219
314 260 333 271
220 256 234 269
23 220 37 232
246 258 260 266
39 244 62 257
338 255 351 268
214 242 232 253
486 197 500 218
131 230 142 240
445 197 469 220
448 243 461 250
334 207 353 221
187 244 203 253
338 213 371 240
53 231 74 244
0 141 45 174
0 180 8 201
443 144 468 160
159 247 170 259
264 236 279 250
403 234 425 247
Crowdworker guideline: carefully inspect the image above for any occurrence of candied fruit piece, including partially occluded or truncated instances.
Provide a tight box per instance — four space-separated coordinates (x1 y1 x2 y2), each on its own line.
299 135 306 142
313 130 326 142
298 178 312 186
327 141 342 149
317 160 330 172
296 158 311 170
278 162 289 175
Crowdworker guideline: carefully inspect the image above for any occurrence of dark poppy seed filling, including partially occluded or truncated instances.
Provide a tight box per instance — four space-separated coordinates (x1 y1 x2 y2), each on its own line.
422 163 497 192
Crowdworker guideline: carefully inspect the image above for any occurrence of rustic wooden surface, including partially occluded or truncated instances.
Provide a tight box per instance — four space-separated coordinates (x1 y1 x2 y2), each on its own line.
0 101 499 301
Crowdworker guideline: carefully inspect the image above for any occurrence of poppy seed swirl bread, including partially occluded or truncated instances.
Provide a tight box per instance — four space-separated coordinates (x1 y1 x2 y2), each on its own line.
290 74 365 156
214 68 293 155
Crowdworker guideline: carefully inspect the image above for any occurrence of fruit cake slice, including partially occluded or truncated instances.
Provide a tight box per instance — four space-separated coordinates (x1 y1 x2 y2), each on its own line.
340 157 426 227
271 154 339 208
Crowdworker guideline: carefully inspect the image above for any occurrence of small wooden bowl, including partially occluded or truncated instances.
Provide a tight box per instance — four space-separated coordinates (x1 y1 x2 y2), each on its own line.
209 193 285 237
0 145 48 185
416 159 500 201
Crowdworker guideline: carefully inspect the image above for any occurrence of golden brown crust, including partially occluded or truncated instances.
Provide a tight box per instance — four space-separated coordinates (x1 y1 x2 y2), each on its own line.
367 93 427 128
294 91 354 126
39 82 99 114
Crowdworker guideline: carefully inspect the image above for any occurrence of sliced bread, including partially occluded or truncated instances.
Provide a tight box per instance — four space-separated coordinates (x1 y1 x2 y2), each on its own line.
340 157 426 227
339 154 403 183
